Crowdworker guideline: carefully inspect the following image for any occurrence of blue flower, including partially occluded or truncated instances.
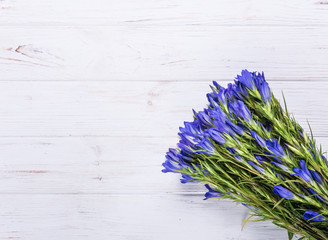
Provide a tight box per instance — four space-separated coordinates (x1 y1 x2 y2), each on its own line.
218 87 227 104
248 161 265 173
232 82 248 100
310 170 323 184
303 211 325 222
195 139 215 154
292 160 312 183
212 81 221 90
226 120 244 135
271 162 289 172
228 100 252 122
204 128 226 145
235 70 254 90
204 184 223 200
258 81 271 102
209 106 227 122
264 151 282 163
254 154 268 164
212 120 235 136
197 110 213 127
253 71 264 86
253 72 271 102
266 139 285 157
207 93 219 108
162 148 185 173
273 185 294 199
180 174 197 184
309 188 326 203
250 131 266 148
179 121 202 139
227 147 242 161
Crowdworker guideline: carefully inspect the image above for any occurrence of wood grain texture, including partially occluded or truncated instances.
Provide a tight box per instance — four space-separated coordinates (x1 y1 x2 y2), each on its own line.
0 26 327 81
0 81 326 137
0 194 290 240
0 136 327 196
0 0 327 27
0 0 327 239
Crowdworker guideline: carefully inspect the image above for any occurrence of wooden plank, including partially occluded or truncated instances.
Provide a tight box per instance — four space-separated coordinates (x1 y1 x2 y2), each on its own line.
0 136 326 195
0 81 326 137
0 0 327 27
0 26 328 81
0 194 288 240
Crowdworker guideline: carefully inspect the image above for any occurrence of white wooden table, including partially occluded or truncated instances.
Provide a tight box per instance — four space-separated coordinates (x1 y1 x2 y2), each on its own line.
0 0 328 239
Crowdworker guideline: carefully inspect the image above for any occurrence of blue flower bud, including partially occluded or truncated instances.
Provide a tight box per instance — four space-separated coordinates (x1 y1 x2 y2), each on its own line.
227 148 242 161
212 81 221 90
180 174 197 184
218 87 227 104
250 130 266 148
248 161 265 173
205 128 226 145
264 151 282 163
258 81 271 102
235 69 254 90
310 170 323 184
212 120 235 136
203 184 223 200
273 185 294 199
254 154 268 164
162 149 185 173
272 162 289 172
309 188 326 203
266 139 285 157
195 139 215 154
207 93 219 108
197 110 213 127
292 160 312 183
303 210 325 222
228 100 252 122
226 120 244 135
232 83 247 100
209 106 227 122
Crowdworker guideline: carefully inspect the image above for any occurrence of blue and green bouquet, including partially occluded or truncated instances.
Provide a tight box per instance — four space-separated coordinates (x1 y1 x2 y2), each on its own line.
162 70 328 240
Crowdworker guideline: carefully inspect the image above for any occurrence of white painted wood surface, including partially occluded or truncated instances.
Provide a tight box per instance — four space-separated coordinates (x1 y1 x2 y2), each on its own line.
0 0 328 239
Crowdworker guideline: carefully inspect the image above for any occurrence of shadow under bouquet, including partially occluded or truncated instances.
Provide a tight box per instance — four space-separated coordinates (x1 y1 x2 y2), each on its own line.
162 70 328 240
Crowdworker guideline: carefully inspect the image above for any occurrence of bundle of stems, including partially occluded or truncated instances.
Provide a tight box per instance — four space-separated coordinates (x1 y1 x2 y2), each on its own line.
162 70 328 240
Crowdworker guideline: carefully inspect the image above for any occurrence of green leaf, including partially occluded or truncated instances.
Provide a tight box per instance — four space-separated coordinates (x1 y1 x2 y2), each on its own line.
288 230 294 240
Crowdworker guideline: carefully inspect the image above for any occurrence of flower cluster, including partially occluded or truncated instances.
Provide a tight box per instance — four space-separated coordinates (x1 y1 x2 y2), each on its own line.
162 70 328 240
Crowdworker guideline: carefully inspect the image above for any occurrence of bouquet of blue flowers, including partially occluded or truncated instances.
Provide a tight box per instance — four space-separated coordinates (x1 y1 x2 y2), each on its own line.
162 70 328 240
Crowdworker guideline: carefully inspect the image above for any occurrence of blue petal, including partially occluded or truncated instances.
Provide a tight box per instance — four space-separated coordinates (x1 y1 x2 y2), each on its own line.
303 210 325 222
266 139 285 157
250 130 266 148
273 185 294 199
258 81 271 102
248 161 265 173
226 120 244 135
205 128 226 145
309 188 326 203
236 70 254 90
203 184 223 200
228 100 252 122
254 154 269 164
272 162 289 172
310 170 323 184
180 174 197 184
